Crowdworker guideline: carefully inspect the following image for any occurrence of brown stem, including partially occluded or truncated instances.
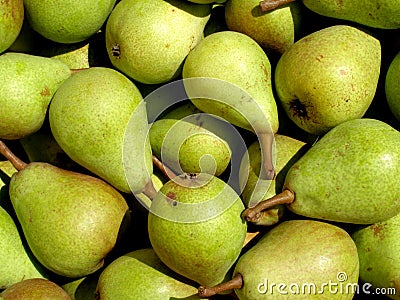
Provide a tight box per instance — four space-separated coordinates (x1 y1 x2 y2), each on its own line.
198 273 243 297
259 0 296 12
141 178 158 200
0 140 27 171
241 190 295 224
70 68 88 74
152 155 176 180
259 132 275 180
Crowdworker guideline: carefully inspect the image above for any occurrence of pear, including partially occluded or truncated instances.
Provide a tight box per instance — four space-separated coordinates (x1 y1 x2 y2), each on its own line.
386 51 400 122
148 173 247 287
23 0 116 43
105 0 211 84
225 0 303 54
242 118 400 225
0 52 71 140
0 0 24 53
0 140 130 278
199 220 359 300
182 31 279 179
62 273 100 300
49 67 154 195
96 248 205 299
1 278 71 300
274 25 381 135
0 206 44 289
352 213 400 298
301 0 400 29
239 134 307 225
149 116 232 176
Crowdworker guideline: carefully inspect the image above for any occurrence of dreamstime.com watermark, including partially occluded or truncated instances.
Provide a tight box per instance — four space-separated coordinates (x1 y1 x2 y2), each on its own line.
257 272 397 296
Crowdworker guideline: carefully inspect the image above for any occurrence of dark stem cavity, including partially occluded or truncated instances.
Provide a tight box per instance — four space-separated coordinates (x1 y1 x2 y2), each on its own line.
198 273 243 297
289 98 309 120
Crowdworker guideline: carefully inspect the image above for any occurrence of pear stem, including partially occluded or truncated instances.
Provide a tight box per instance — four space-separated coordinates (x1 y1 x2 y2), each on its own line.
152 155 176 180
259 132 275 180
259 0 296 12
241 189 295 224
141 178 158 200
70 68 88 74
198 273 244 297
0 140 27 171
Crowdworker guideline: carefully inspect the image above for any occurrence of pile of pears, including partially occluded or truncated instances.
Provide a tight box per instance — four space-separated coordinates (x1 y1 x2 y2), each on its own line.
1 0 400 299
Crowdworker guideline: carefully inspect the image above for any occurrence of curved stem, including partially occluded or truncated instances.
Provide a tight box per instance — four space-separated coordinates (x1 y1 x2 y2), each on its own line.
141 178 158 200
0 140 27 171
241 190 295 224
259 132 275 180
152 155 176 180
198 273 243 297
70 68 88 74
259 0 296 12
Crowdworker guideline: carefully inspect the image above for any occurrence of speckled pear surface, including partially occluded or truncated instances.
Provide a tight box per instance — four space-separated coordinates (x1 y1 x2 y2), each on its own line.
275 25 381 135
23 0 116 43
284 118 400 224
0 52 71 140
96 248 205 299
302 0 400 29
0 0 24 53
105 0 211 84
148 174 247 287
0 278 71 300
352 213 400 298
386 51 400 122
182 31 279 134
233 220 359 300
49 67 152 194
0 206 44 289
9 162 129 278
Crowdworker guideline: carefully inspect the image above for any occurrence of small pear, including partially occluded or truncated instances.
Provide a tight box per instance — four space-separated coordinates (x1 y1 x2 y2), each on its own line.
105 0 211 84
352 213 400 298
96 248 205 299
275 25 381 135
0 52 71 140
49 67 153 195
23 0 116 43
1 278 71 300
199 220 359 300
242 118 400 225
0 140 130 278
0 206 44 289
386 51 400 122
148 173 247 287
0 0 24 53
225 0 303 54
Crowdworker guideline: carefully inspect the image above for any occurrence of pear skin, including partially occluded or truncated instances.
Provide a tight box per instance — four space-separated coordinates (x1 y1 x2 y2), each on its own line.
386 51 400 122
0 0 24 53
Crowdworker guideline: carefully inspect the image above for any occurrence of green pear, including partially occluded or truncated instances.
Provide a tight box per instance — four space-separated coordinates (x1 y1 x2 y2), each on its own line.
149 116 232 176
148 173 247 287
225 0 302 54
105 0 211 84
23 0 116 43
3 142 130 278
96 248 205 299
0 206 44 289
242 118 400 225
302 0 400 29
0 0 24 53
182 31 279 179
199 220 359 299
239 134 307 225
49 67 153 195
352 213 400 299
386 51 400 122
0 52 71 140
275 25 381 135
1 278 71 300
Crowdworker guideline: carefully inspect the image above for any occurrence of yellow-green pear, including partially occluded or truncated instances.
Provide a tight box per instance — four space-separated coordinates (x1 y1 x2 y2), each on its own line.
386 51 400 122
105 0 211 84
0 0 24 53
0 52 71 140
49 67 153 194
